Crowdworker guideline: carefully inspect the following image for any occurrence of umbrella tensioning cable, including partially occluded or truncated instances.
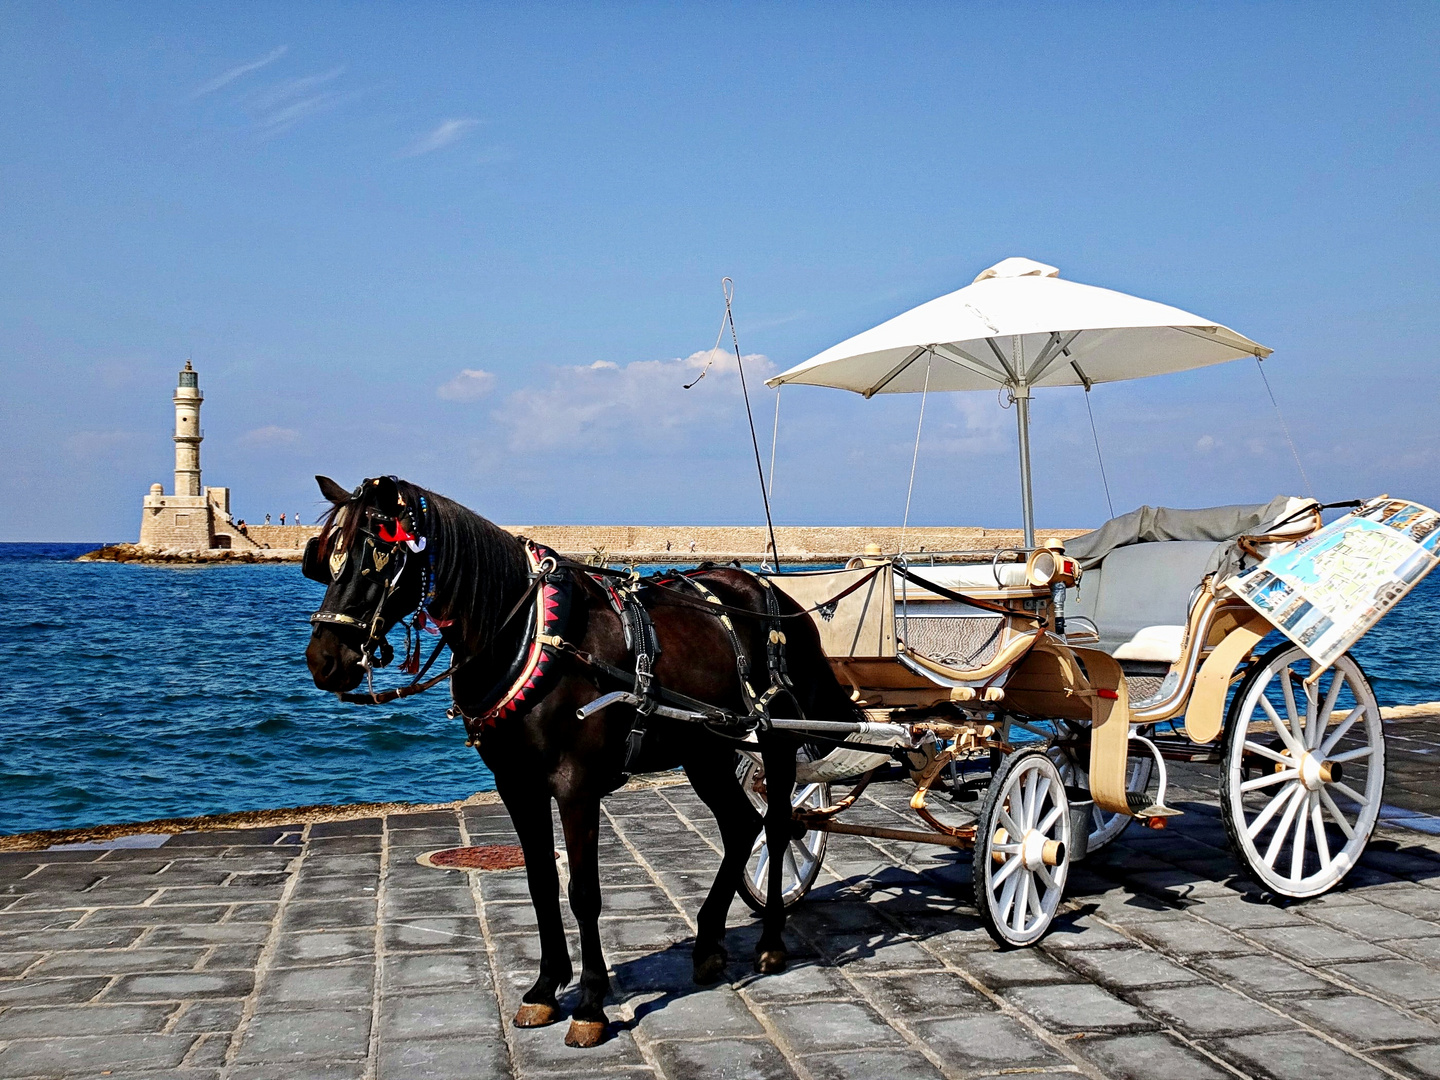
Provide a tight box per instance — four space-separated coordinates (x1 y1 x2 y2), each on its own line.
1255 356 1315 500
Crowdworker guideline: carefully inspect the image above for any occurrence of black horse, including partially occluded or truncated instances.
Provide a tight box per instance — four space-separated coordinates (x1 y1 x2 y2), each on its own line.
303 476 860 1046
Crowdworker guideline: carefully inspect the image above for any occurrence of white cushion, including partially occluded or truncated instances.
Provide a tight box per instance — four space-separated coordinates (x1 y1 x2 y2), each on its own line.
1111 624 1186 663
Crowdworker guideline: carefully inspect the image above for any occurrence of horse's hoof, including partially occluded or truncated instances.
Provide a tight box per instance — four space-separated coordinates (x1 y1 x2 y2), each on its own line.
564 1019 607 1047
693 950 728 985
514 1002 561 1028
755 949 788 975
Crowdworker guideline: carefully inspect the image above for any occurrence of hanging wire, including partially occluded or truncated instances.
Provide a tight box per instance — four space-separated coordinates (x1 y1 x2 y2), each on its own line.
767 386 782 502
899 352 933 556
1255 356 1316 499
1083 387 1116 519
721 279 782 570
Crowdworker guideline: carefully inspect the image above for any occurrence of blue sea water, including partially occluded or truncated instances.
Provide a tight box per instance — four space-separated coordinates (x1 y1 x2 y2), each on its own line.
2 543 1438 836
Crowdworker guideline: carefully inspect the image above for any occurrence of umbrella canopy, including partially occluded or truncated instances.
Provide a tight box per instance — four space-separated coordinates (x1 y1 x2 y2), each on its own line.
767 258 1272 546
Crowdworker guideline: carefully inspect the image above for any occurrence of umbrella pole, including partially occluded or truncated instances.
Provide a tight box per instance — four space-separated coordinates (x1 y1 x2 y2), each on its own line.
1014 385 1035 548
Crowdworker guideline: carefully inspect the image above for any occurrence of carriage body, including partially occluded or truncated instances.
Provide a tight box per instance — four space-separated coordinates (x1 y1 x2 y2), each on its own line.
752 495 1439 945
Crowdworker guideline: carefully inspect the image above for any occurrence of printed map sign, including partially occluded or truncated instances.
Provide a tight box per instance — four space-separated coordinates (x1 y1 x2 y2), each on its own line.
1226 497 1440 670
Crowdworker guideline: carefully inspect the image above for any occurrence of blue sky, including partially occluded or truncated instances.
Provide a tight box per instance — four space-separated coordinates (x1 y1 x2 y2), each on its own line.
2 3 1437 541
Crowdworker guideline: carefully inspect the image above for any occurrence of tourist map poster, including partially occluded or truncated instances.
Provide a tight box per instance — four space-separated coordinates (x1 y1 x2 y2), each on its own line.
1226 498 1440 670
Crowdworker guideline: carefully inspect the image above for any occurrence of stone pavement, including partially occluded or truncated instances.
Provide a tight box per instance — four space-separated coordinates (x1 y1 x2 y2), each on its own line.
6 755 1440 1079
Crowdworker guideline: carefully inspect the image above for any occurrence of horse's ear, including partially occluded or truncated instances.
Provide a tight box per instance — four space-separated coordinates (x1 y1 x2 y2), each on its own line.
316 476 351 505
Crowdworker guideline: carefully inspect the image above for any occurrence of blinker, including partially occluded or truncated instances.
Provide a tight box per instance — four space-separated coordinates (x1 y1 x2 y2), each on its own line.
302 536 329 584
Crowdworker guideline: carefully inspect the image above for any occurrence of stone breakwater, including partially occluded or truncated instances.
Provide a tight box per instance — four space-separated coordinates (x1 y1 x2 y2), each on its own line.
83 524 1085 564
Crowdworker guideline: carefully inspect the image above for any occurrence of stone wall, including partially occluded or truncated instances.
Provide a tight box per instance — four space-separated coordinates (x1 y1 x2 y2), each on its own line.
240 525 321 550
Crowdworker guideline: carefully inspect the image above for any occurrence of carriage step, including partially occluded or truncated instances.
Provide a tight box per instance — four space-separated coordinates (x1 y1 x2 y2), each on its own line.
1131 803 1183 820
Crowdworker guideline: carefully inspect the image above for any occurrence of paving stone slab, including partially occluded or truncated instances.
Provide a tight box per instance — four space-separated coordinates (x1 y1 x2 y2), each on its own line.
1126 918 1252 959
760 1000 908 1054
849 970 992 1018
801 1047 945 1080
1071 1031 1236 1080
228 1061 366 1080
951 947 1084 987
1001 981 1157 1034
282 898 378 931
1054 946 1207 992
234 1007 372 1063
1283 992 1440 1048
0 1033 197 1077
382 949 492 991
377 989 504 1040
27 946 209 976
172 998 247 1032
508 1019 646 1071
908 1013 1066 1071
272 929 375 966
256 962 375 1008
1242 922 1402 969
143 921 273 945
1382 1042 1440 1080
105 969 255 1000
633 984 765 1039
0 974 107 1005
0 1002 178 1038
1302 900 1440 942
375 1036 513 1079
1194 953 1339 996
1219 1030 1392 1080
651 1037 798 1080
1328 957 1440 1001
1131 984 1296 1036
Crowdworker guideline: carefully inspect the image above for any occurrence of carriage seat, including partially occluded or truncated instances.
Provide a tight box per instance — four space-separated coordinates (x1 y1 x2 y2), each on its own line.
1067 540 1225 662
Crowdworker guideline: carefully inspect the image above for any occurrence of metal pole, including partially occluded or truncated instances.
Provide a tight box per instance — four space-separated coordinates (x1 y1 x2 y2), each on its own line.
1015 384 1035 548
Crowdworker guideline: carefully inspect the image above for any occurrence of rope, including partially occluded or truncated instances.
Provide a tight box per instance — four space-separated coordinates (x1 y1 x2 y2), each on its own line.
1255 356 1316 499
1083 386 1115 519
899 352 932 556
723 279 782 571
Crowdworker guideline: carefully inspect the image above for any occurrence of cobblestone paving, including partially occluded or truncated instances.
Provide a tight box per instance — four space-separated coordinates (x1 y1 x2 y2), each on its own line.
6 757 1440 1079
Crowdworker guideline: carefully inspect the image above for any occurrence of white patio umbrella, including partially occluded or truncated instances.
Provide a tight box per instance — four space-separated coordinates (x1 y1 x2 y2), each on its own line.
766 257 1272 547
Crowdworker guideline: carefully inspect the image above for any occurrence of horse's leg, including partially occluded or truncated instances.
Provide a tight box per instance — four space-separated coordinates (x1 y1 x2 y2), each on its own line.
557 792 609 1048
684 753 763 984
497 781 571 1028
756 738 796 974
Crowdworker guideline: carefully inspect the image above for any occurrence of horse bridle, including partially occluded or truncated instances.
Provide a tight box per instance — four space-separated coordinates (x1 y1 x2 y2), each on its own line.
307 487 428 676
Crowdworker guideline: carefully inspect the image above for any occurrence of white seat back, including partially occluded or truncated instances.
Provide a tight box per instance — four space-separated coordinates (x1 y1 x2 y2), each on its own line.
1069 540 1224 656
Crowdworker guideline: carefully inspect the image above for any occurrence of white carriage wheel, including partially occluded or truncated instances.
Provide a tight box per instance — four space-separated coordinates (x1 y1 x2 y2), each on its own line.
1220 644 1385 898
736 755 829 913
974 748 1071 947
1048 725 1154 854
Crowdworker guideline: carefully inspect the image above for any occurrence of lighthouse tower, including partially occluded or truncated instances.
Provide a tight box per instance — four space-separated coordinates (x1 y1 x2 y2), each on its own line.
139 360 245 551
174 360 203 496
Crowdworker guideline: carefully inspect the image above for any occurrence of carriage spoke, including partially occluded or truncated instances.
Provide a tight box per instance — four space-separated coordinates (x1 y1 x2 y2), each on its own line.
1031 777 1051 829
1263 786 1306 865
1318 672 1345 746
997 869 1020 925
1280 666 1304 749
792 784 819 809
783 844 802 886
1247 781 1301 840
1327 745 1374 764
750 833 766 856
1331 781 1370 809
999 807 1023 839
1013 874 1031 934
1036 804 1063 835
1310 792 1332 868
790 838 816 875
1320 707 1363 758
1026 873 1045 920
1290 792 1309 880
1260 696 1305 757
1023 770 1039 828
991 852 1024 887
1243 740 1292 766
1320 787 1356 839
1034 862 1057 891
1304 677 1321 748
1241 769 1297 793
753 846 770 886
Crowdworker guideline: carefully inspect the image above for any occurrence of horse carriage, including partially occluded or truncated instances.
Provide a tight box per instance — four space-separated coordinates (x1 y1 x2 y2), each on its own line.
303 261 1437 1044
742 492 1436 945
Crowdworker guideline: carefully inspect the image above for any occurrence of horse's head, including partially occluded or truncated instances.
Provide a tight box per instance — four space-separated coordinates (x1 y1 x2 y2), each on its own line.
304 475 428 692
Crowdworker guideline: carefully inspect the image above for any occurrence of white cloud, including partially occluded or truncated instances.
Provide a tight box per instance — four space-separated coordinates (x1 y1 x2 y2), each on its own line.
193 45 288 97
496 349 774 452
402 118 480 158
240 425 301 448
242 67 351 138
437 368 496 402
1196 434 1217 452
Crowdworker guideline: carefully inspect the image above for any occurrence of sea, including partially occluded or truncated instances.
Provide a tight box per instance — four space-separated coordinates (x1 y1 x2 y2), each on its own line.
3 542 1439 837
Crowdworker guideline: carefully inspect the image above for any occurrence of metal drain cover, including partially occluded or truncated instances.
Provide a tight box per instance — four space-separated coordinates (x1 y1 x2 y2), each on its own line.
417 845 526 871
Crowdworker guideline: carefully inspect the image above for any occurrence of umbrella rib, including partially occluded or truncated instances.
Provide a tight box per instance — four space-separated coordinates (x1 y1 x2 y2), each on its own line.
1025 329 1083 385
862 346 927 399
985 337 1019 382
932 343 1008 385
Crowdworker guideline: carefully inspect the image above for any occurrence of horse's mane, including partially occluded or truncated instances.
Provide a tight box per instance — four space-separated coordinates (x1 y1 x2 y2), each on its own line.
318 479 530 651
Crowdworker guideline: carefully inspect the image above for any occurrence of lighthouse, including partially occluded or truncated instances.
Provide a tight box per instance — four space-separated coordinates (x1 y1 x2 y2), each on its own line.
174 360 203 496
138 361 246 551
